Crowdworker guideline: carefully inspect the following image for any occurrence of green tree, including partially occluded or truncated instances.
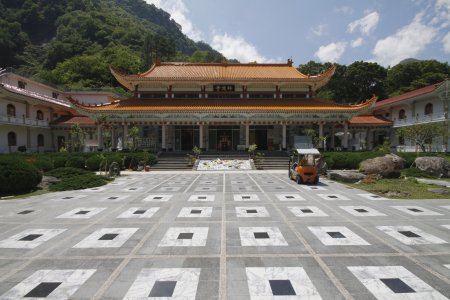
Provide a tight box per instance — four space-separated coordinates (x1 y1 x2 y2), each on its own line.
128 126 140 151
69 124 85 152
303 128 326 148
397 123 447 153
345 61 387 101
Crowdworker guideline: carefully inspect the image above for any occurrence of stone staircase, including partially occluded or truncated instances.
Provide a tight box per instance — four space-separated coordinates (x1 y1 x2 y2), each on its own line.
151 151 289 170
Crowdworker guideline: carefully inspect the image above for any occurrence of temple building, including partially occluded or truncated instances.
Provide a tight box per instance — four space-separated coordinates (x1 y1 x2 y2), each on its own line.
1 61 447 154
68 60 378 152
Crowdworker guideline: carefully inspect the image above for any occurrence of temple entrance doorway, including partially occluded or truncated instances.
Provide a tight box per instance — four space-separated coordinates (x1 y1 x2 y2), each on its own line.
208 125 240 151
175 126 199 151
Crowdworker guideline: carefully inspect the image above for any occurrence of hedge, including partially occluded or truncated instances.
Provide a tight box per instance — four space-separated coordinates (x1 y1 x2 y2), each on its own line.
322 151 383 169
85 155 102 171
0 157 42 194
49 174 111 191
65 156 86 169
45 167 90 178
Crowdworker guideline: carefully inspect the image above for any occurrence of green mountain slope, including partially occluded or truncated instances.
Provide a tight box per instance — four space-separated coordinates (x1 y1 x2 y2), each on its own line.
0 0 224 89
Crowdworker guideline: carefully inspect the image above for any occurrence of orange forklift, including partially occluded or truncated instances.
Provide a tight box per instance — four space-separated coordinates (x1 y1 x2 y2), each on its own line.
288 148 321 184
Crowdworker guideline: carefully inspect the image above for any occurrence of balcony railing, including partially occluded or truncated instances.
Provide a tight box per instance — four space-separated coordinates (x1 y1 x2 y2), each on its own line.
393 113 447 127
0 115 49 127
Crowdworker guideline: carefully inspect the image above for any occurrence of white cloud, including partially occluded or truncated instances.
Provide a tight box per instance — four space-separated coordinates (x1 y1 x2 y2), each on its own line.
211 32 279 63
443 32 450 53
311 24 328 37
314 42 347 62
348 11 380 35
334 6 354 15
145 0 203 41
351 38 364 48
372 13 437 66
435 0 450 28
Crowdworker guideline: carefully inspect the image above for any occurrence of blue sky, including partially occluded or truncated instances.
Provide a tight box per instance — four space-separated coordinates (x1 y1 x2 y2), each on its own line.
145 0 450 66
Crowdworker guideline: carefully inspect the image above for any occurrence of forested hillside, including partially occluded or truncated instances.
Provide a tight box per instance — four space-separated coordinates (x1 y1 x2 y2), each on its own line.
0 0 225 90
298 59 450 102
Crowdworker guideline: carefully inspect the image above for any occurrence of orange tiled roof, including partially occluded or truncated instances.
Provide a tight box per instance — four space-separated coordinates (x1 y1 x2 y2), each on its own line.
50 115 95 125
110 62 336 89
349 115 392 125
70 96 377 114
375 81 444 108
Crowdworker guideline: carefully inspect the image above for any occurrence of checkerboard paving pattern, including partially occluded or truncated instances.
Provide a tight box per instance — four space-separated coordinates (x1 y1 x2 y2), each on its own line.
239 227 288 246
235 206 270 217
73 228 138 248
56 207 106 219
0 229 66 249
158 227 209 247
288 206 329 217
117 207 160 219
377 226 448 245
308 226 370 246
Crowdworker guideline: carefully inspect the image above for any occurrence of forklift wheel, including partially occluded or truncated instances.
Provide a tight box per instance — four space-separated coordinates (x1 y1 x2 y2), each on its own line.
313 176 319 184
296 175 303 184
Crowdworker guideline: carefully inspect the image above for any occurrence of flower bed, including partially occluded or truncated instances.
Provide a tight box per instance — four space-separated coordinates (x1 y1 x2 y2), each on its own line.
197 159 252 170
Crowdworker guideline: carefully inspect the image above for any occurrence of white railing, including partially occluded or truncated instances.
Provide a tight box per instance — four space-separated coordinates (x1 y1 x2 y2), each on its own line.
1 84 71 107
0 115 49 127
393 113 447 127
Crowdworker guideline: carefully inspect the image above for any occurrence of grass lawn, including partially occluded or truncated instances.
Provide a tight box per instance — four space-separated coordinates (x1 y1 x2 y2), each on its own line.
350 178 450 199
0 188 50 200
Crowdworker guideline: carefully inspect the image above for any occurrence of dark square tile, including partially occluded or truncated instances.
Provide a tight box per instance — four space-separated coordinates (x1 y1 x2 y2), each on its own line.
133 210 146 215
190 210 202 214
242 196 250 199
246 209 258 213
254 232 270 239
380 278 415 293
129 188 137 190
328 195 338 198
149 281 177 297
327 232 346 239
177 233 194 239
62 197 73 199
24 282 62 298
408 208 422 213
75 210 90 215
311 187 318 190
20 234 42 241
198 196 206 200
154 197 162 200
18 210 34 215
355 208 368 213
286 196 295 199
301 209 313 213
372 195 381 198
99 233 118 241
108 197 118 200
269 280 296 296
399 231 421 238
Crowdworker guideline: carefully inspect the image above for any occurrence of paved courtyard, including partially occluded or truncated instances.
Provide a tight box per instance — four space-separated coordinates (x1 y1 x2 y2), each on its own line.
0 171 449 299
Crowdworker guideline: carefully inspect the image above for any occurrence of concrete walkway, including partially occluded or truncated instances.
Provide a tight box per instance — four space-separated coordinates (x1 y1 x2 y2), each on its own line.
0 171 449 299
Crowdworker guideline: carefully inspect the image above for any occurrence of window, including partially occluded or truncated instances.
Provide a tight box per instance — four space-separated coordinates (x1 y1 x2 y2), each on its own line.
37 134 44 147
18 81 26 89
424 103 433 115
7 104 16 116
8 132 17 146
36 110 44 120
398 109 406 120
398 136 405 145
52 92 58 99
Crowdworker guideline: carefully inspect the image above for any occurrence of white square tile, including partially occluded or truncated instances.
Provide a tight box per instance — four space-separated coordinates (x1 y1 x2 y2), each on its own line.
178 207 212 218
239 227 288 246
231 180 250 185
157 186 182 192
122 186 144 192
444 264 450 269
53 194 87 201
288 206 328 217
233 194 260 202
124 268 200 299
377 226 447 245
246 267 322 299
442 225 450 230
166 180 189 186
300 185 327 191
235 207 270 217
56 208 106 219
188 194 215 202
308 226 370 245
0 229 66 249
339 206 386 217
358 193 388 200
348 265 448 300
99 195 130 202
0 269 96 299
232 186 255 192
275 194 305 201
73 228 138 248
440 205 450 210
198 180 219 185
117 207 160 219
158 227 208 247
195 186 217 192
143 194 173 202
317 194 350 201
391 206 442 216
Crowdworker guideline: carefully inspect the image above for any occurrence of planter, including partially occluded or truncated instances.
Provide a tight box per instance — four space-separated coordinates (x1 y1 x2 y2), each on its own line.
144 165 151 172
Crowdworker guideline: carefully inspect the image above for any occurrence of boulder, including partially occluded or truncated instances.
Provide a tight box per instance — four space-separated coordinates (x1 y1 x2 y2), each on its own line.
328 170 366 183
414 157 450 178
360 154 406 178
38 176 60 189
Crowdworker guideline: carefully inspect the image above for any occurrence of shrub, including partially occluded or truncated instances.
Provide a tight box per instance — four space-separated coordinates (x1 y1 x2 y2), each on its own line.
31 157 54 172
0 157 42 194
85 155 102 171
49 174 111 191
65 156 85 169
322 152 382 170
45 167 90 178
401 167 438 179
53 156 68 168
